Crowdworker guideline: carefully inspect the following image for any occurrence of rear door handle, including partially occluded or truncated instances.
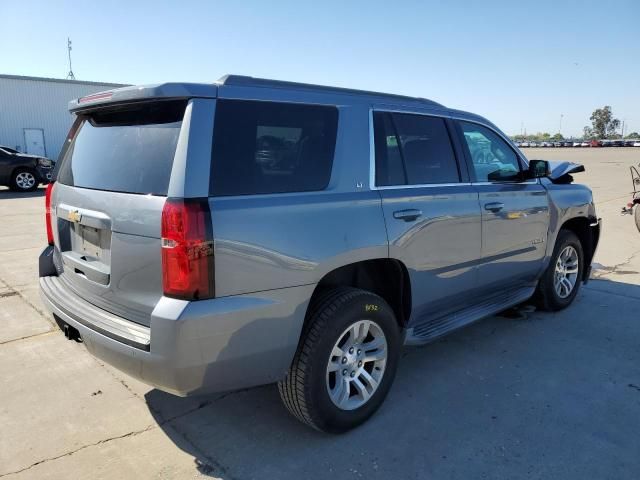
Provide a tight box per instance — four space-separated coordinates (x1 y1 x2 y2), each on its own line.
484 202 505 212
393 209 422 222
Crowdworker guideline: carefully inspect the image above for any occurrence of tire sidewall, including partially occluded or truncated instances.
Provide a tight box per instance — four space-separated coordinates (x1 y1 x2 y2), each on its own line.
544 230 584 309
306 292 402 433
635 205 640 234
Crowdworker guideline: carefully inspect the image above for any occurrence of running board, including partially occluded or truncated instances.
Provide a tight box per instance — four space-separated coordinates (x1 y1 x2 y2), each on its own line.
404 286 535 345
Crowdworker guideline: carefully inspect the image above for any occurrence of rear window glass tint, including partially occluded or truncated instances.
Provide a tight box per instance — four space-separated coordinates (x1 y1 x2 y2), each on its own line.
56 101 186 195
391 113 459 185
210 100 338 196
373 111 406 186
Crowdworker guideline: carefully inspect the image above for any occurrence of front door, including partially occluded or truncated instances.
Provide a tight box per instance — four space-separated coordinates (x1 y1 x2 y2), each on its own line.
373 111 482 324
456 120 549 289
24 128 46 156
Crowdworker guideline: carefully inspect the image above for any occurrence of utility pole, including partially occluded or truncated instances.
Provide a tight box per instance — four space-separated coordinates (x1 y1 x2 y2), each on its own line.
559 114 563 136
66 38 75 80
621 119 626 138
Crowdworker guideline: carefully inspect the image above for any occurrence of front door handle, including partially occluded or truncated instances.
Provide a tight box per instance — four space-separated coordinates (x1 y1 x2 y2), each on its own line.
393 209 422 222
484 202 505 212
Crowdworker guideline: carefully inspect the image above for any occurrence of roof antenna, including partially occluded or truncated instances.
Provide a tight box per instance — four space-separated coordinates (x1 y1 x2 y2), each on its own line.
66 37 75 80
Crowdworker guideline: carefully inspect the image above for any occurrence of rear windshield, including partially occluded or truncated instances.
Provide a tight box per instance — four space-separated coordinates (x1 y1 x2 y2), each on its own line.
57 101 186 195
210 100 338 196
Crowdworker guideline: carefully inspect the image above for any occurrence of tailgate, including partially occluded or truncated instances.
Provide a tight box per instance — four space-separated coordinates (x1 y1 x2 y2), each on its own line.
51 100 187 326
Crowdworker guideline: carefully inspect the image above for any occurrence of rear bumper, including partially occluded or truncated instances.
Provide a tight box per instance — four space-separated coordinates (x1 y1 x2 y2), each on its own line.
39 273 313 396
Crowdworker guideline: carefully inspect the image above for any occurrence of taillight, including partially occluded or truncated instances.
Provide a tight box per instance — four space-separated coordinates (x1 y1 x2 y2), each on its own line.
45 182 55 246
161 198 215 300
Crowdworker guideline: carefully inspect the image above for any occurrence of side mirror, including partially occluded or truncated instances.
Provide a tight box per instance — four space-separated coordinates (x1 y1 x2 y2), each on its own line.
528 159 551 178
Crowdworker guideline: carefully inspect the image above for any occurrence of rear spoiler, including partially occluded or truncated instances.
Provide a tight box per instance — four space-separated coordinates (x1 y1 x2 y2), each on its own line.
69 83 218 113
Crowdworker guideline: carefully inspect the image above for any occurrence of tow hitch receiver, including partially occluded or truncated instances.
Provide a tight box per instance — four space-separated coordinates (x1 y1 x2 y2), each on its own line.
63 323 81 342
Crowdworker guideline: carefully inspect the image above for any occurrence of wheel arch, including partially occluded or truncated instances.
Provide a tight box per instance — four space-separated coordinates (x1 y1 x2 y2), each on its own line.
306 258 412 331
559 216 599 281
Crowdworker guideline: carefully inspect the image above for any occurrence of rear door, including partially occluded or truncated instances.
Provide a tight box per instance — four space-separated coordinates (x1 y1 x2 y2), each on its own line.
373 110 482 323
455 120 549 289
51 100 188 326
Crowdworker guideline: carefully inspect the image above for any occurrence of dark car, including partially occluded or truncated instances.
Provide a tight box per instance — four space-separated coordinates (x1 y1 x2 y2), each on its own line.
0 146 53 192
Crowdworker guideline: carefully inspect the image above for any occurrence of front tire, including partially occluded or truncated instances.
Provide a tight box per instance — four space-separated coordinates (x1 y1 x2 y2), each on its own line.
635 205 640 233
278 287 402 433
10 168 38 192
536 230 584 311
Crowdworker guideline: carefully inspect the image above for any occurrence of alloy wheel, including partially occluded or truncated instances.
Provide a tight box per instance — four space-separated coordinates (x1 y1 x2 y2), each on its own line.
554 245 579 299
15 172 36 190
326 319 387 411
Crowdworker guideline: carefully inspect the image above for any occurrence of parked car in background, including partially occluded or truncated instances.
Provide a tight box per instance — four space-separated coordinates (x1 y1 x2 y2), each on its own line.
38 75 601 432
624 140 636 147
1 146 20 154
529 141 538 147
580 141 589 147
553 141 563 147
0 145 53 192
633 141 640 147
521 141 530 147
589 140 602 147
563 141 573 147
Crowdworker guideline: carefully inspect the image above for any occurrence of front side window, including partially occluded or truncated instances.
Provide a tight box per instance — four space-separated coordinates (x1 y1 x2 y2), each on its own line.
459 121 521 182
374 112 460 186
210 100 338 196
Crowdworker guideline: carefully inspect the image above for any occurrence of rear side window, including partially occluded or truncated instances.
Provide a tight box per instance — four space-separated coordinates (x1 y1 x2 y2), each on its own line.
210 100 338 196
57 101 185 196
374 112 459 186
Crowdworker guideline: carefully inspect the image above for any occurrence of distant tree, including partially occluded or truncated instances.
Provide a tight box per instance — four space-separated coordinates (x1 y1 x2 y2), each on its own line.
625 132 640 139
551 133 564 141
541 132 551 141
587 106 620 139
583 126 595 140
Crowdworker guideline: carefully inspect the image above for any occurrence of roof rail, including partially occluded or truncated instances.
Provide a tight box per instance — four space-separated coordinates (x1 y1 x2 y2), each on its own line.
216 74 444 107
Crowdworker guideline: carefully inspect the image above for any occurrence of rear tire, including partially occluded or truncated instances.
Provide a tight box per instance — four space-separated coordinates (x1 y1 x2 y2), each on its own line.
536 229 584 311
278 287 402 433
635 205 640 233
10 168 38 192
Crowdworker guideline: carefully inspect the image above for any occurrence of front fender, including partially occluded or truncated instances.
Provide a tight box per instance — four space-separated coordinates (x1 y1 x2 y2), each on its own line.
540 179 599 277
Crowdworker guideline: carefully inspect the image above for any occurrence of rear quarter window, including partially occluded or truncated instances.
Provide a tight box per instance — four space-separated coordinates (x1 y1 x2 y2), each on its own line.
210 100 338 196
56 101 186 196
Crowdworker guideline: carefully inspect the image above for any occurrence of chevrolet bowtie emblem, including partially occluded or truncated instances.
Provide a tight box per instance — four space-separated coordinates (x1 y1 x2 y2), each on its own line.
67 210 82 223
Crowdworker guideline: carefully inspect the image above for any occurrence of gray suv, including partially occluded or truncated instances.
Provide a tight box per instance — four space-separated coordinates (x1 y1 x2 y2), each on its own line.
39 75 600 433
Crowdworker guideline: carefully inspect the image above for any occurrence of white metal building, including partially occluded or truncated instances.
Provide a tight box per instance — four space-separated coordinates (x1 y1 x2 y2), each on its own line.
0 74 126 160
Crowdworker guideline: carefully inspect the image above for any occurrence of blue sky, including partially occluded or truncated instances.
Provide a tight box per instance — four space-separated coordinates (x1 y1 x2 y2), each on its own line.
1 0 638 137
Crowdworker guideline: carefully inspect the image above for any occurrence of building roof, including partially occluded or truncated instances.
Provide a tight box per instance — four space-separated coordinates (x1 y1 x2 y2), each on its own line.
0 73 127 88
